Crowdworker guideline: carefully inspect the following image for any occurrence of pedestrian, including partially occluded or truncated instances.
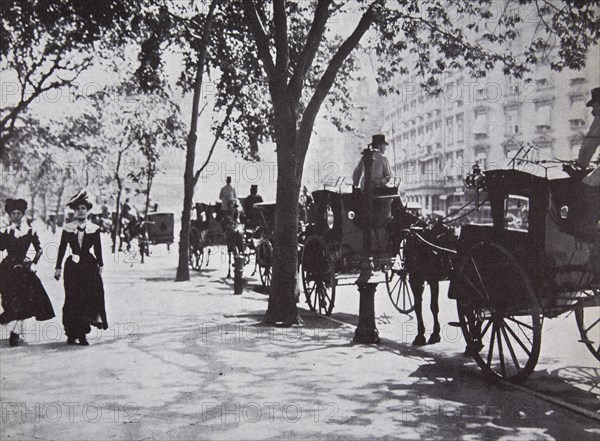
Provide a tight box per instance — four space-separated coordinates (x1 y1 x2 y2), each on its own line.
0 198 55 347
54 191 108 346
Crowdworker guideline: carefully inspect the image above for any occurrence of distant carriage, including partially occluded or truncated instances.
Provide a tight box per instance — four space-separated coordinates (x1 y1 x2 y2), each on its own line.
188 202 252 277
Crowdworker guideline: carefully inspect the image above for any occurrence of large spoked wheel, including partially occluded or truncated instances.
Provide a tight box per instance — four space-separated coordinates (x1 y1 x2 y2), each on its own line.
385 240 415 314
301 235 336 316
453 242 542 383
256 239 273 290
575 291 600 361
189 227 204 271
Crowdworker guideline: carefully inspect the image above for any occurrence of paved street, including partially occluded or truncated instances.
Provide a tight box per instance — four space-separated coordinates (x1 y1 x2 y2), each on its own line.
1 231 599 441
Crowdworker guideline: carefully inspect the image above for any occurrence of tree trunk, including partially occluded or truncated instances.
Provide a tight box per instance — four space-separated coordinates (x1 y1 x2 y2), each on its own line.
113 187 122 253
113 150 124 253
263 138 303 325
141 162 154 264
175 0 219 281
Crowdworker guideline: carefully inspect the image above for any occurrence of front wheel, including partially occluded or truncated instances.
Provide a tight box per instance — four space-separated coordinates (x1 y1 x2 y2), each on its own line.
385 258 415 314
452 242 542 383
575 291 600 361
256 239 273 289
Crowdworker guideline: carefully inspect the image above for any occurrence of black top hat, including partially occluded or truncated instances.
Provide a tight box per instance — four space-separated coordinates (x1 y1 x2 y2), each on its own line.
5 198 27 215
250 184 258 190
67 190 93 210
370 134 388 146
587 87 600 107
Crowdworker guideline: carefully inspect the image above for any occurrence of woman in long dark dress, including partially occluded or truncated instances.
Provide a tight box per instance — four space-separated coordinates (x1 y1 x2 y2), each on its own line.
0 198 55 346
54 191 108 345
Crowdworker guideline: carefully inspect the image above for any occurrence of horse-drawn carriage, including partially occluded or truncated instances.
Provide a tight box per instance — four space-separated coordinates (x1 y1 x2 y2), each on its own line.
446 166 599 382
301 162 599 383
300 186 409 315
189 201 257 277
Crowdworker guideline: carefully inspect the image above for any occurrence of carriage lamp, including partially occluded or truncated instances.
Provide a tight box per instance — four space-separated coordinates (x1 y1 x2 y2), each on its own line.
326 206 335 229
464 162 486 190
560 206 569 219
348 211 356 220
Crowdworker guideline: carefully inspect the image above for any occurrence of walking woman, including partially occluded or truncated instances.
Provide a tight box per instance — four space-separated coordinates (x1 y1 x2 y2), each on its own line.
55 191 108 345
0 198 55 346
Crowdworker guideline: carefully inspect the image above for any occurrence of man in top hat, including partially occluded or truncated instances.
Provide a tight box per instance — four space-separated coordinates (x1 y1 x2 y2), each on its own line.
576 87 600 186
353 134 392 190
243 185 263 214
219 176 238 219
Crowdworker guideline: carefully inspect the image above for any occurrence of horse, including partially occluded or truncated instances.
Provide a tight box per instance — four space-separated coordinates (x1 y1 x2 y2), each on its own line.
391 201 457 346
215 203 246 278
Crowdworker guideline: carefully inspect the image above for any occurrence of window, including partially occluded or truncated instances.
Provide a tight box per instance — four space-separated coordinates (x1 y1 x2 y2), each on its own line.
569 99 587 129
455 150 464 178
570 77 586 87
504 195 529 232
456 114 464 142
475 149 487 170
446 118 454 145
535 104 552 132
473 111 489 137
535 78 549 89
506 108 520 135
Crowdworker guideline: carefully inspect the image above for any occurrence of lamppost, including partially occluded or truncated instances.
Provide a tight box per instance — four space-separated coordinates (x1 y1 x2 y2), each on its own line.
353 147 380 344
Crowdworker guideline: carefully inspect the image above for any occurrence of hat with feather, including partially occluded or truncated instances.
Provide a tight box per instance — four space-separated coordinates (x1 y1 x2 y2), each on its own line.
4 198 28 214
67 190 93 210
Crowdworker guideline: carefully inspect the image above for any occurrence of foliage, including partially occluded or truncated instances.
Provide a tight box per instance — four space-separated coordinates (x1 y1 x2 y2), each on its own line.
0 0 156 150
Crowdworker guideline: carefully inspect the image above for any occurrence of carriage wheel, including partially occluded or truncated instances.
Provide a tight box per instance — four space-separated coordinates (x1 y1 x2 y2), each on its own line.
189 227 204 271
301 236 336 316
453 242 542 383
575 291 600 361
385 240 415 314
256 239 273 289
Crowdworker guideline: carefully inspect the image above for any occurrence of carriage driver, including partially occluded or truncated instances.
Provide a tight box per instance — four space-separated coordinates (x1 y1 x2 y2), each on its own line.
352 134 392 190
573 87 600 277
219 176 238 220
576 87 600 185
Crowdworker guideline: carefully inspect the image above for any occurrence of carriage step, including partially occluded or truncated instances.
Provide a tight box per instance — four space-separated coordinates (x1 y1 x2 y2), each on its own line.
447 322 461 327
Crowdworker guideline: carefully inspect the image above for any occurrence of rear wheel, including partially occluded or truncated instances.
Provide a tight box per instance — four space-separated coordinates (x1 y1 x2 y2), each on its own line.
301 236 336 316
452 242 542 383
575 291 600 361
189 227 204 271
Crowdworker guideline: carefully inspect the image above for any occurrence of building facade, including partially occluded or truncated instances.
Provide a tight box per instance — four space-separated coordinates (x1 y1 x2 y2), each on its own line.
382 47 599 215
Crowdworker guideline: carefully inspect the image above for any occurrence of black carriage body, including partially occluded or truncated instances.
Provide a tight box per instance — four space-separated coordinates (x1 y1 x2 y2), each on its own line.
452 169 596 314
306 189 398 274
146 212 174 245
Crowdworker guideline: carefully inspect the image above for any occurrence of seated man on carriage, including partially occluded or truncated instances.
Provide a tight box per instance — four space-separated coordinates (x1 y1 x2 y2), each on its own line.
219 176 238 220
242 185 263 230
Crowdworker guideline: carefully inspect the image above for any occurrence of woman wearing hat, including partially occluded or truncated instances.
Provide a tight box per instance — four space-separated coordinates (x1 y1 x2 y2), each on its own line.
0 198 55 346
54 191 108 345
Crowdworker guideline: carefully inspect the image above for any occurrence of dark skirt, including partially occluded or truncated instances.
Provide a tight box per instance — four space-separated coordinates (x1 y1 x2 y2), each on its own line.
62 256 108 339
0 259 55 324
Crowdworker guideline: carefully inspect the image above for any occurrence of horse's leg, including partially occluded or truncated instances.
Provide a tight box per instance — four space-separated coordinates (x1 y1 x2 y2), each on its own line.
227 250 232 278
427 281 441 344
411 277 426 346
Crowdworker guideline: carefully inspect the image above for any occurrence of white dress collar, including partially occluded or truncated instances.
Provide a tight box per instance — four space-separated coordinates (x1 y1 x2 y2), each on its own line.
9 223 30 238
63 221 99 234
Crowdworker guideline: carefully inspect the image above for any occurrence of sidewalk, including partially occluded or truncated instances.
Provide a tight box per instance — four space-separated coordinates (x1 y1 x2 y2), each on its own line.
1 238 599 441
